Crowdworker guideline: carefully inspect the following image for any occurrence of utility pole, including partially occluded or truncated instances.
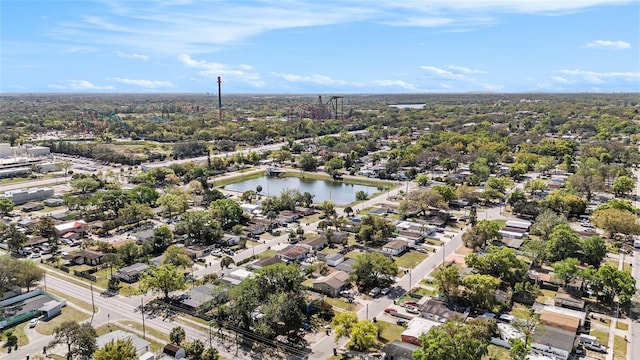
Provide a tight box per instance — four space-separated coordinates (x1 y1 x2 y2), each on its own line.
141 297 146 340
90 283 95 313
43 273 47 291
217 76 223 122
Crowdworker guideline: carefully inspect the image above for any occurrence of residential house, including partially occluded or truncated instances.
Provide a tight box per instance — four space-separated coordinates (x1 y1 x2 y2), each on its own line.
312 271 351 297
397 230 424 247
325 253 344 267
532 306 583 356
97 330 150 358
277 210 299 224
554 288 586 311
249 256 284 270
241 203 261 215
276 245 308 263
299 235 327 252
382 239 408 256
22 202 44 212
222 234 241 246
419 298 470 323
134 229 155 244
114 263 148 283
335 258 357 274
220 268 253 286
64 249 104 266
505 220 532 231
367 207 388 217
54 220 88 237
43 198 63 207
381 341 420 360
179 284 216 311
163 344 186 359
401 317 440 345
498 226 527 240
320 229 349 244
295 206 315 216
184 245 208 259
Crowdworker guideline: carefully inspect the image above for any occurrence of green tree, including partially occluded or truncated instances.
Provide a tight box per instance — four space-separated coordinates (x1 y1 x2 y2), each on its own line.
150 225 174 254
220 256 234 269
462 220 500 250
157 193 188 220
432 185 457 203
352 252 398 289
511 307 542 347
415 174 430 186
141 264 186 300
297 152 318 171
347 319 378 352
433 265 461 302
0 198 15 216
552 258 580 286
596 264 637 305
592 208 640 238
170 326 186 346
529 210 567 239
176 210 223 245
545 224 581 262
201 347 219 360
465 246 528 287
17 260 45 292
187 339 205 359
509 162 528 181
209 198 244 228
71 177 101 194
163 245 192 268
344 206 354 217
413 316 489 360
331 312 358 343
567 162 604 201
355 190 368 201
524 178 547 196
93 338 137 360
612 175 635 197
582 236 607 267
117 242 140 266
48 321 97 360
5 223 27 254
461 274 500 309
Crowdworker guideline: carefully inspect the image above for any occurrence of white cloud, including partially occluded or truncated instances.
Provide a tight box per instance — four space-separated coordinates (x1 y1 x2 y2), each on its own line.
584 40 631 50
112 78 173 88
272 72 347 86
67 80 115 90
446 65 486 74
558 69 640 84
373 80 418 90
551 76 573 84
420 65 487 80
115 51 150 61
179 54 264 87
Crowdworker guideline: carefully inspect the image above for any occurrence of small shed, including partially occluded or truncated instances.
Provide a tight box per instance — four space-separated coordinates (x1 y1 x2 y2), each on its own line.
39 300 62 320
22 202 44 212
163 343 186 359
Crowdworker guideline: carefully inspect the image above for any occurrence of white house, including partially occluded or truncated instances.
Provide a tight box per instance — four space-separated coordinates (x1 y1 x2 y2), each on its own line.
382 240 408 256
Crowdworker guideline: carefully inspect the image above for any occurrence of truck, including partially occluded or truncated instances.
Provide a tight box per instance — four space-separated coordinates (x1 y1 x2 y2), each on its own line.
633 238 640 248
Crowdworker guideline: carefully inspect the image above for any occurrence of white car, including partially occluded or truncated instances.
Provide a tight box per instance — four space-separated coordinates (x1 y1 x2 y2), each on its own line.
406 306 419 314
28 319 38 328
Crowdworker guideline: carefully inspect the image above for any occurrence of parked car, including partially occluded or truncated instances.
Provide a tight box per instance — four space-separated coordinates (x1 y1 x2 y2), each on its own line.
406 306 419 314
196 257 207 263
584 342 607 353
404 301 418 307
396 319 407 326
31 252 41 259
384 307 397 313
29 318 38 328
368 287 381 297
381 287 391 295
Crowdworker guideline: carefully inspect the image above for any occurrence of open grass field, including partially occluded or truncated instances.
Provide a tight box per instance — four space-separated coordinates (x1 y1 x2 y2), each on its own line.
613 335 627 360
591 329 609 347
36 306 91 335
616 321 629 331
376 321 405 344
324 297 357 312
118 320 170 343
395 250 428 269
0 322 29 353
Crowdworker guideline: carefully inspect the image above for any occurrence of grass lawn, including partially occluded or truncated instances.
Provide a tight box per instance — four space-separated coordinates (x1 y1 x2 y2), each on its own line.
302 213 323 224
324 297 357 312
591 329 609 346
377 321 405 344
0 323 29 353
119 320 170 343
36 307 91 335
616 321 629 331
483 344 510 360
45 288 95 313
613 335 627 360
412 287 436 297
395 250 428 269
258 249 277 259
491 219 507 228
95 323 164 353
320 247 340 255
535 288 557 304
344 250 364 260
48 355 66 360
327 356 356 360
425 239 443 246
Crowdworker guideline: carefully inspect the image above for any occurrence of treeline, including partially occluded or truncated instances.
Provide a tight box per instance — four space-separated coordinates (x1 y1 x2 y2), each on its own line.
44 141 166 165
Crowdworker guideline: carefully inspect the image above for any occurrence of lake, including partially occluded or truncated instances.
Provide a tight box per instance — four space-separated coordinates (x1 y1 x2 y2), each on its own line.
224 176 385 206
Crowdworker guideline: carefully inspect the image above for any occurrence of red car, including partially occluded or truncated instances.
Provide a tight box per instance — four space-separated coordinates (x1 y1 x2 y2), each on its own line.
384 307 397 313
404 301 418 307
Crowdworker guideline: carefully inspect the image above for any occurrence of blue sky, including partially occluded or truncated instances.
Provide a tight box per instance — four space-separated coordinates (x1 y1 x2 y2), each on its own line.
1 0 639 93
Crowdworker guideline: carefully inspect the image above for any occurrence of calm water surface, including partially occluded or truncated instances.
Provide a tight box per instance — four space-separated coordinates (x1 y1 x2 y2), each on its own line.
224 176 384 206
